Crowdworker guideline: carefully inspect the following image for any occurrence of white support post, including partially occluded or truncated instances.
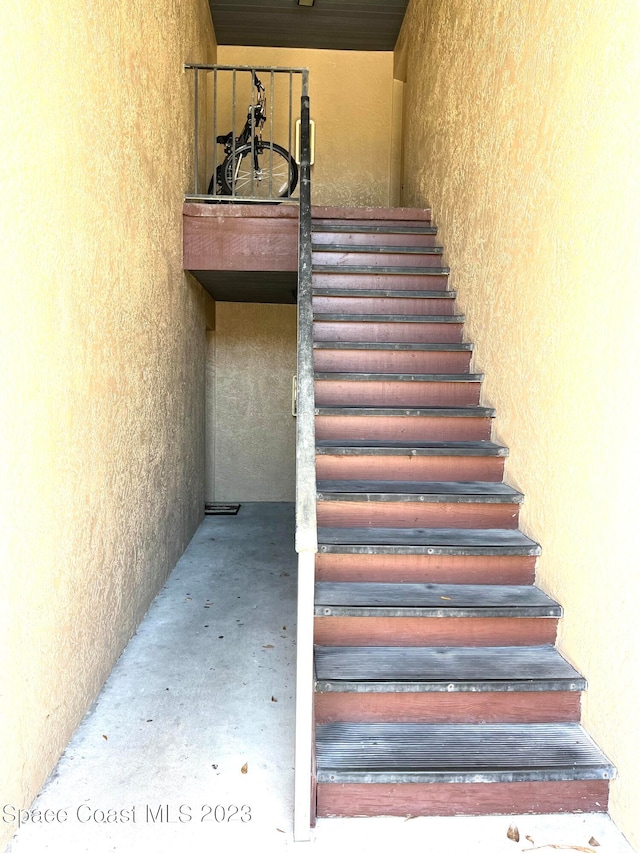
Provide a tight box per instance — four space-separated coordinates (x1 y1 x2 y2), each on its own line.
293 550 315 841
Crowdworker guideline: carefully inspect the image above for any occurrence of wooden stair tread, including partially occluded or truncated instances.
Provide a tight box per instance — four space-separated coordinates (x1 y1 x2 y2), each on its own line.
312 266 450 275
313 288 456 298
316 440 508 456
315 372 481 382
317 480 522 503
314 341 473 351
312 224 438 235
314 313 462 323
316 406 495 417
314 583 559 617
317 527 541 556
312 244 444 255
314 645 584 690
315 722 615 782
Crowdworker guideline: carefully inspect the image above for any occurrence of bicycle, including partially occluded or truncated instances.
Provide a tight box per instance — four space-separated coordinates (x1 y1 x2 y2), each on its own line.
208 72 299 200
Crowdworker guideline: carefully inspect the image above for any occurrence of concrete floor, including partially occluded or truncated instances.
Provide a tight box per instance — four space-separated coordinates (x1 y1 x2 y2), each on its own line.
7 503 636 853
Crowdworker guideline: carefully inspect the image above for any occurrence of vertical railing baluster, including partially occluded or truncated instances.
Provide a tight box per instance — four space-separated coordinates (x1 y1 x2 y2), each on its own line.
194 69 199 196
270 69 275 198
289 71 294 199
231 69 237 197
212 67 218 196
250 69 256 198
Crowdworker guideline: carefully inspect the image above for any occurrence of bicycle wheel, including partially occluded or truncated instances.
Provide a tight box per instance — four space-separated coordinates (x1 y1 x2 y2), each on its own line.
220 141 298 199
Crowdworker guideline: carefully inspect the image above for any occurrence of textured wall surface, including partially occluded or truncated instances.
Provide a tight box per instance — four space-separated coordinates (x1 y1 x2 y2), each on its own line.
217 46 395 207
209 303 297 502
397 0 640 845
0 2 216 848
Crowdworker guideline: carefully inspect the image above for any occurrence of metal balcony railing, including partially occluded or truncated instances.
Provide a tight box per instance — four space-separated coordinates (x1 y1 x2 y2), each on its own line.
184 64 308 204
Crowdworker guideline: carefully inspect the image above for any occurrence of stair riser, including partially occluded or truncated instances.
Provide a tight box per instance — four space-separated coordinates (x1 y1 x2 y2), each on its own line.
312 209 431 224
316 781 609 818
314 322 463 344
317 502 520 529
313 273 449 291
315 692 581 725
314 618 557 647
316 415 492 442
313 231 439 248
313 296 456 315
316 456 505 483
315 380 481 408
313 251 444 268
314 350 472 373
315 553 536 584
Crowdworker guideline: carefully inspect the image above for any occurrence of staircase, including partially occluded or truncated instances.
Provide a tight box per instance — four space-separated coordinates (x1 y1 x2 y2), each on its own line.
309 206 614 818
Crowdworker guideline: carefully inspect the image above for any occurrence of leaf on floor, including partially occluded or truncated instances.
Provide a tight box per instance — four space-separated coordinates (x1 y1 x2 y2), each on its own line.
241 762 248 774
507 824 520 842
526 837 535 844
102 735 108 740
263 644 274 649
271 696 278 702
588 840 600 848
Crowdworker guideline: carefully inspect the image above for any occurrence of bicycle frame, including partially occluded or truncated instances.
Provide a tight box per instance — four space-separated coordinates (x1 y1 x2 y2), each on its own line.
215 73 268 193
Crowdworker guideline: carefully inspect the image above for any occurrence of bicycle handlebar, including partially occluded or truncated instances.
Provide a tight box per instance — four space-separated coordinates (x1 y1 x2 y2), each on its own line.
252 71 265 92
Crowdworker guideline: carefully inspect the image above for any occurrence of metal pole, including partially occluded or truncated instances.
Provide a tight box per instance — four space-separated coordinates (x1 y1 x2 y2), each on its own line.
194 69 199 195
270 69 275 198
231 69 237 196
212 67 218 195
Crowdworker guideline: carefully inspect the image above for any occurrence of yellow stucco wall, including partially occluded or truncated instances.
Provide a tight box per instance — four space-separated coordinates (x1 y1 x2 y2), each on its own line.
397 0 640 845
207 303 297 502
0 1 216 848
217 46 395 206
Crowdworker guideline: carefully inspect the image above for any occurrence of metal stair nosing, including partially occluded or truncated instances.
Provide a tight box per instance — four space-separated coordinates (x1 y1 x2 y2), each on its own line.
312 265 451 275
316 527 542 557
314 644 586 694
312 223 439 236
315 440 509 457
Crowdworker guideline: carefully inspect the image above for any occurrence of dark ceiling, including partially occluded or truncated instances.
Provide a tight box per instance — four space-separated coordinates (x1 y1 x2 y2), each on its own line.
209 0 410 52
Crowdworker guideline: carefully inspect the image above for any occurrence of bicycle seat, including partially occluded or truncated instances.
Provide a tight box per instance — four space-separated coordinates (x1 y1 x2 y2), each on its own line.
216 132 233 145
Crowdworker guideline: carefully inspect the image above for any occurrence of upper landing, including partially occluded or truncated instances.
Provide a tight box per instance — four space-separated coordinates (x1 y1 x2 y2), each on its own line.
183 204 433 304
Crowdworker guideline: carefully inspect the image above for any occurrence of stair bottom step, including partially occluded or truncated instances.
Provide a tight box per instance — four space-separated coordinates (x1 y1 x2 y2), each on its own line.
316 723 614 780
317 779 610 817
317 722 612 816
